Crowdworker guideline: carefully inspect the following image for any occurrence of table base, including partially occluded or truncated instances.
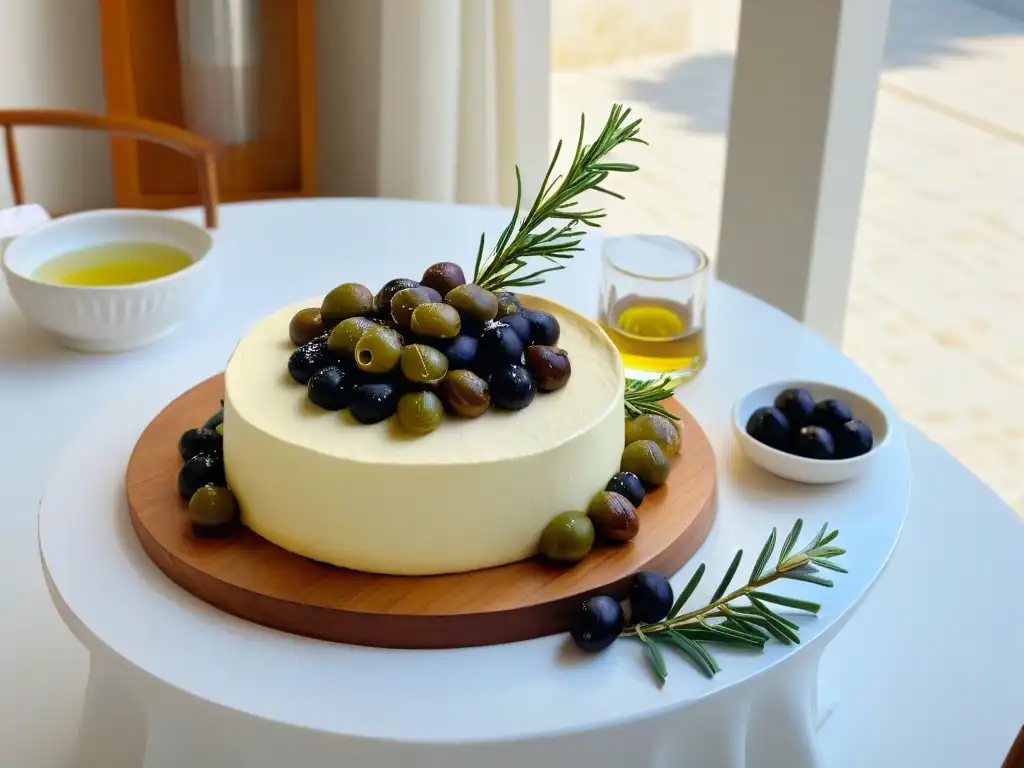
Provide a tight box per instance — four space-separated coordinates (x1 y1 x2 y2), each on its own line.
72 644 833 768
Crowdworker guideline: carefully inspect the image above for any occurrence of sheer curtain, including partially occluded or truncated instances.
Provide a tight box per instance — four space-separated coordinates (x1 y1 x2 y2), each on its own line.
317 0 550 207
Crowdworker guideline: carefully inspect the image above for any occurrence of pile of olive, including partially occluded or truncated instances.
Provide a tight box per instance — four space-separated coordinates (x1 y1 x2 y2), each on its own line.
570 571 675 652
746 387 874 460
285 261 572 435
537 412 681 565
175 402 240 537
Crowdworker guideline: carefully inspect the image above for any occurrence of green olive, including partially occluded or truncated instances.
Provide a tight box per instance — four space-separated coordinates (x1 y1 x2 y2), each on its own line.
321 283 374 328
397 391 445 435
354 326 403 374
421 261 467 297
445 283 499 325
289 307 325 346
495 291 523 319
369 316 404 333
625 413 681 457
620 440 670 486
328 316 376 356
188 486 239 531
410 302 461 338
373 278 421 316
587 491 639 543
401 344 449 386
439 369 490 417
215 422 224 436
538 511 595 563
391 286 442 328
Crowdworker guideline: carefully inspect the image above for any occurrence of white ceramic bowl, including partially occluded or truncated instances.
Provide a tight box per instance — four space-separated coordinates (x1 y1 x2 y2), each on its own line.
1 209 214 352
732 380 891 484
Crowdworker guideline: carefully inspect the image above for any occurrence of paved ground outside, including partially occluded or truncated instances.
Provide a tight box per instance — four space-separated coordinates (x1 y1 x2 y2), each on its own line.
552 0 1024 513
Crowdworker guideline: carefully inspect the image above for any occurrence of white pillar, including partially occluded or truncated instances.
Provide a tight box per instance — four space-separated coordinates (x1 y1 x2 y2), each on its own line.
497 0 551 206
715 0 891 345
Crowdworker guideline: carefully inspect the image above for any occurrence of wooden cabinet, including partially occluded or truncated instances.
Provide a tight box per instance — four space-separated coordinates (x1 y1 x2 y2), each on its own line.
98 0 316 210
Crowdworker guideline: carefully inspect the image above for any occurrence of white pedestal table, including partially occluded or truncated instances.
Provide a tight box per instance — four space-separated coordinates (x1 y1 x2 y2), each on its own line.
36 199 912 767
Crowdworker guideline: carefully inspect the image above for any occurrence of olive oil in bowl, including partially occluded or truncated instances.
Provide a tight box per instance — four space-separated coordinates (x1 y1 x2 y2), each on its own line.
600 296 706 376
32 242 193 287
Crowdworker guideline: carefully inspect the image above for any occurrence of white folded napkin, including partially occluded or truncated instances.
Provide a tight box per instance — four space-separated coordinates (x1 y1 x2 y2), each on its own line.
0 203 51 241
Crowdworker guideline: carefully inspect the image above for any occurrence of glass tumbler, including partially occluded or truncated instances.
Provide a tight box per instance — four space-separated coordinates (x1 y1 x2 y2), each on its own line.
598 234 709 380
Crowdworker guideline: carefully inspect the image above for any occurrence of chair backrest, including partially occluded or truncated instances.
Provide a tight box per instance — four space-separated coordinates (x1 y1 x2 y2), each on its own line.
0 109 220 229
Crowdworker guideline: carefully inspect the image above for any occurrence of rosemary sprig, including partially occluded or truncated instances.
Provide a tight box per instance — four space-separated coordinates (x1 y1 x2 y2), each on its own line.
626 519 846 684
624 375 682 421
473 104 645 292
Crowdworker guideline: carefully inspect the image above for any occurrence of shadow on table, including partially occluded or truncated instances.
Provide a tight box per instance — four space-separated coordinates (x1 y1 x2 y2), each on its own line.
619 0 1024 136
0 314 82 368
723 444 839 511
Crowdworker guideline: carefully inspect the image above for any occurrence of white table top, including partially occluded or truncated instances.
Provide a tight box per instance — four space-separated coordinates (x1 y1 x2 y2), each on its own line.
1 199 1022 765
819 430 1024 767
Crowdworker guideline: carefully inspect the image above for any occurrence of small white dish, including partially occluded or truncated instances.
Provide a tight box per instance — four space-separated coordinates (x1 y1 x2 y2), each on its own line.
732 380 891 484
1 209 214 353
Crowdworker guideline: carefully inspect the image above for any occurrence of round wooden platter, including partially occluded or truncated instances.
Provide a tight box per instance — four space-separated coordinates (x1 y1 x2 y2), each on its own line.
126 374 717 649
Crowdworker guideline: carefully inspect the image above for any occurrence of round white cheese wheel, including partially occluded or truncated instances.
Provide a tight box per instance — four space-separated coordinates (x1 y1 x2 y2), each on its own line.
223 295 624 575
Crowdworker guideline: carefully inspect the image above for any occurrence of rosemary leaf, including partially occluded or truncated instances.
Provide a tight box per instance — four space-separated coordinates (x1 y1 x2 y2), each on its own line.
656 631 718 677
787 562 819 576
747 597 801 630
807 522 829 550
675 627 746 645
783 572 835 588
778 518 803 565
571 115 586 168
717 622 769 647
811 557 849 574
640 636 668 683
749 613 794 644
473 232 486 279
723 612 770 640
474 104 644 292
592 162 639 173
592 186 625 199
807 546 846 559
681 633 721 674
699 621 765 645
817 529 840 548
727 604 802 631
623 376 681 421
682 625 765 649
750 527 777 582
722 611 779 634
745 601 799 644
493 168 523 259
747 590 821 614
780 553 812 573
748 596 801 640
668 563 705 618
711 550 743 603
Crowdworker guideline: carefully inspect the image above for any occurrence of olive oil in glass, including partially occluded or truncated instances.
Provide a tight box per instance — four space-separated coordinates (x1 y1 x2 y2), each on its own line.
600 296 706 374
599 235 709 379
32 242 193 287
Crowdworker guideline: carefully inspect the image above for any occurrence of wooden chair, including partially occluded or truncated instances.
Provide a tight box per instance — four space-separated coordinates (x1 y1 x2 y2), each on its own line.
1005 726 1024 768
0 109 220 228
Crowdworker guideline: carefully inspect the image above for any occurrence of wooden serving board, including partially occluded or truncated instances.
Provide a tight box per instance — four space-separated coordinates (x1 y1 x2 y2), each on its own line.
127 375 717 649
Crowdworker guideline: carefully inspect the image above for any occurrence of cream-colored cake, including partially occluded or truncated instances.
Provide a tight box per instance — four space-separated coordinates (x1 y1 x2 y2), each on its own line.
223 295 625 576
